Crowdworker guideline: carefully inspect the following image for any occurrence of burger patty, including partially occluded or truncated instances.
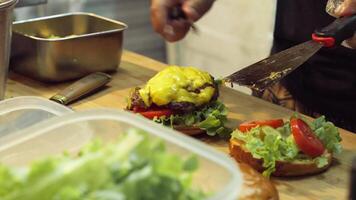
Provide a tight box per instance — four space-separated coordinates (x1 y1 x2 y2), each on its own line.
128 81 219 113
129 87 147 109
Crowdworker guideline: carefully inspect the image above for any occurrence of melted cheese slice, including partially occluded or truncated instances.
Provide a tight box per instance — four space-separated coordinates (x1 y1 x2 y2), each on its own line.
139 66 215 107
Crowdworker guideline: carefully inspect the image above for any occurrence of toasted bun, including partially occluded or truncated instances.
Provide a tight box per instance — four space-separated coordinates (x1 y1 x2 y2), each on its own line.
238 163 279 200
173 125 205 136
229 138 332 177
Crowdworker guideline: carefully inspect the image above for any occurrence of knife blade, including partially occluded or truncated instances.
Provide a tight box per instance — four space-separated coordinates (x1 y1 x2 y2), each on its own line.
225 40 323 92
225 14 356 92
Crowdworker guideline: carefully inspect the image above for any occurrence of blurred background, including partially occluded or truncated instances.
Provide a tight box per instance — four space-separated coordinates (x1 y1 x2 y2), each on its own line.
15 0 276 93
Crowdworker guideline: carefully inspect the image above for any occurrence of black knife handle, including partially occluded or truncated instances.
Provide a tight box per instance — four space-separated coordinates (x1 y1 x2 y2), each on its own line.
313 14 356 47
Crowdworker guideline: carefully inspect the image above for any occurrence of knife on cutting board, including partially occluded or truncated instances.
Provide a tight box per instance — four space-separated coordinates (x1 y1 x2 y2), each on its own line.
225 14 356 92
0 73 111 136
50 72 112 105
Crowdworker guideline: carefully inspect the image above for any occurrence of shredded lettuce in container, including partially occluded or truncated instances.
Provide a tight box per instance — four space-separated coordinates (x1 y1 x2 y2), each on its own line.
154 101 232 138
231 116 342 177
0 130 205 200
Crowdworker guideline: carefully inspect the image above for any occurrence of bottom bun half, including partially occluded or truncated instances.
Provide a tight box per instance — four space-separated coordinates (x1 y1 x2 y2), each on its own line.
229 138 332 177
173 125 205 136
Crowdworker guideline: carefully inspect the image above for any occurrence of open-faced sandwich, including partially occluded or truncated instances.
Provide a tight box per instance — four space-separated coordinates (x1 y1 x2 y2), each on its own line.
229 115 342 177
126 66 231 137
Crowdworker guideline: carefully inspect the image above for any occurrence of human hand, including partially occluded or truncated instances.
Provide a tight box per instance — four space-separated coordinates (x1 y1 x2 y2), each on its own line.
334 0 356 16
150 0 215 42
327 0 356 48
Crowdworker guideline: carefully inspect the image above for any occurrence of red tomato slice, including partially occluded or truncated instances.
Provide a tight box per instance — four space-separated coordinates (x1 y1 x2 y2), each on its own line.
138 109 173 119
290 118 325 157
239 119 284 132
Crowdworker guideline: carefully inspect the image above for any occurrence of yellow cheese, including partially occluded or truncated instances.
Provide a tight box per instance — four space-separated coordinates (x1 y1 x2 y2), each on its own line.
139 66 215 107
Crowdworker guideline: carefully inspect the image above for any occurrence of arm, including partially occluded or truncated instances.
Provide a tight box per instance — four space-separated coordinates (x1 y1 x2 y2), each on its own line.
150 0 215 42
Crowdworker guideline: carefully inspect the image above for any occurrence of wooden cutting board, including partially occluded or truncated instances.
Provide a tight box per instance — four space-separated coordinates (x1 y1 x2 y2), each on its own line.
6 51 356 200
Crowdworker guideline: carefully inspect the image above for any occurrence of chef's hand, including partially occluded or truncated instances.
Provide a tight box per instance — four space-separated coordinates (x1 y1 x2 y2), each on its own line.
150 0 215 42
334 0 356 16
329 0 356 48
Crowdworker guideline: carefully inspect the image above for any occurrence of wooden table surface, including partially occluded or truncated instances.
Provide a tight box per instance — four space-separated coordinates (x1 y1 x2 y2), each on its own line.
6 51 355 200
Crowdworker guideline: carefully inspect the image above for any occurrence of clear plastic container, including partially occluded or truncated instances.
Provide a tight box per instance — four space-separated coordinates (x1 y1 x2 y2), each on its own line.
0 109 242 200
0 96 73 138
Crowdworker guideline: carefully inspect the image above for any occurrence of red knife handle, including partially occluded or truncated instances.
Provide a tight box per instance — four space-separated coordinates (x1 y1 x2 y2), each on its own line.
313 14 356 47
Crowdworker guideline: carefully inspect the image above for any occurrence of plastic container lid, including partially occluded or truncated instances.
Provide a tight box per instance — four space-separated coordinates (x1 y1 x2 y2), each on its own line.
0 109 243 200
0 96 73 138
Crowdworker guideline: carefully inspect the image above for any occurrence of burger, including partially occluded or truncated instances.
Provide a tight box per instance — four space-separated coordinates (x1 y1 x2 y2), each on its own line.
229 115 342 177
126 66 232 137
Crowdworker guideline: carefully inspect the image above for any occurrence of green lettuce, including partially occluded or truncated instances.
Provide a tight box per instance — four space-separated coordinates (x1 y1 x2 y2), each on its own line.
154 101 232 138
0 130 205 200
231 116 342 177
309 116 342 154
232 126 299 177
314 156 329 168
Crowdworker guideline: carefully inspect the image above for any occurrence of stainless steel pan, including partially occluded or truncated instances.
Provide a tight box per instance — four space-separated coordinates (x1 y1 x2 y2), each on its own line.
0 0 18 99
10 12 127 82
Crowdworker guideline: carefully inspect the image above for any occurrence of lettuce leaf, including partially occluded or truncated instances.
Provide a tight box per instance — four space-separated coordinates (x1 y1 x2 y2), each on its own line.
232 126 299 177
0 130 205 200
154 101 232 138
309 116 342 154
231 115 342 177
314 155 329 168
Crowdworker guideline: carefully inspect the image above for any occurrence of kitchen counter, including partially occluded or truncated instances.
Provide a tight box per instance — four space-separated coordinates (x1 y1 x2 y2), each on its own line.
6 51 355 200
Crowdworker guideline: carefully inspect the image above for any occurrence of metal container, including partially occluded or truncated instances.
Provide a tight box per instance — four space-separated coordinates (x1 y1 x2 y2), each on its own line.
16 0 47 7
0 0 18 99
10 12 127 82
